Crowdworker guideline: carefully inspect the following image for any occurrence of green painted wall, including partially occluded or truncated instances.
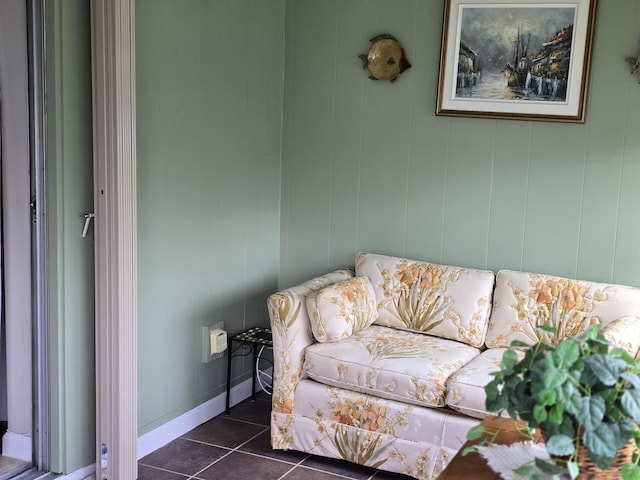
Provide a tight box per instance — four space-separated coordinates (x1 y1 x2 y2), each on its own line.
136 0 285 435
280 0 640 289
44 0 640 470
46 0 95 473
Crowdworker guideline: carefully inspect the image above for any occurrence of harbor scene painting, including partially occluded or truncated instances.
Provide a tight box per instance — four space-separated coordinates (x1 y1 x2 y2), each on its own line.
455 6 575 102
436 0 597 123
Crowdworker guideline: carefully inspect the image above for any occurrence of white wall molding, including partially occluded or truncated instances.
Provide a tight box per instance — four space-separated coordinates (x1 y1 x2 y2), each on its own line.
59 384 255 479
2 431 32 462
91 0 137 478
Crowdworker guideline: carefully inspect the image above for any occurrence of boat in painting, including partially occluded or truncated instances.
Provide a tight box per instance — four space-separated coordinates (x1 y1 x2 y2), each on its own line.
503 25 573 100
502 26 531 88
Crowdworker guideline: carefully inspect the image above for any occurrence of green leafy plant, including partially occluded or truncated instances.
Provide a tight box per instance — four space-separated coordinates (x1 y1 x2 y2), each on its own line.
480 325 640 479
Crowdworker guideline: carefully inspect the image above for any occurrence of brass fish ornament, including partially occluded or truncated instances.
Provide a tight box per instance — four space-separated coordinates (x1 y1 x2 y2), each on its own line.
359 34 411 82
626 53 640 83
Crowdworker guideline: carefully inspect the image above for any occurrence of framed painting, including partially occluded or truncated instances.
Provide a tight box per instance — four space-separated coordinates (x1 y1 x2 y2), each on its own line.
436 0 597 123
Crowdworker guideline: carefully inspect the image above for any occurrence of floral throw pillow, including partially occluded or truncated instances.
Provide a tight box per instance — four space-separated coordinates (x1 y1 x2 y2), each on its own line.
306 276 378 343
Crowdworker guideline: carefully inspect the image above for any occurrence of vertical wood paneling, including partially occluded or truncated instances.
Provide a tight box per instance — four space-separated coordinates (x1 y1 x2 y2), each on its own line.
523 123 588 276
405 0 448 262
442 118 495 269
487 122 532 271
329 0 367 269
136 0 284 435
357 2 417 256
282 0 640 289
284 0 338 280
615 99 640 286
615 0 640 285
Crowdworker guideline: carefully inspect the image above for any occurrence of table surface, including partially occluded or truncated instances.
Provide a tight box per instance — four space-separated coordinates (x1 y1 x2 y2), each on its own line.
232 326 272 345
437 416 542 480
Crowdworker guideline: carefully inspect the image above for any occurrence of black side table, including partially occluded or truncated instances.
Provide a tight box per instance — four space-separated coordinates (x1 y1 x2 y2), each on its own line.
225 326 273 415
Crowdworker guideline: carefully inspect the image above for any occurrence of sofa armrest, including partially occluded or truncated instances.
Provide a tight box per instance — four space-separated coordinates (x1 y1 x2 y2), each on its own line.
601 316 640 358
267 269 354 414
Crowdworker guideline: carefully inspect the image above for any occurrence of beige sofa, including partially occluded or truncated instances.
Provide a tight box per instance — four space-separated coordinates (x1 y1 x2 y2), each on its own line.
267 252 640 479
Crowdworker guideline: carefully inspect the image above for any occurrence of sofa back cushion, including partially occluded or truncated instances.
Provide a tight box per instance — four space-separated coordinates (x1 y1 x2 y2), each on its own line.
306 276 378 343
486 269 640 348
355 252 495 347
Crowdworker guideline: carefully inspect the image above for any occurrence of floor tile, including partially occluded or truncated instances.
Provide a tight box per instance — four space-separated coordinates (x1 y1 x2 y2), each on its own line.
239 429 308 464
301 455 377 480
137 464 190 480
282 466 358 480
226 391 272 426
139 437 228 476
183 415 267 449
195 451 293 480
371 469 416 479
138 392 422 480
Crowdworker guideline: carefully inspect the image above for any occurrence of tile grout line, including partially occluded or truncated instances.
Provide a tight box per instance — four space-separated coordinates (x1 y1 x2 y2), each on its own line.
181 423 312 479
140 396 408 480
276 464 298 480
185 448 235 480
183 424 374 480
138 463 192 479
284 462 372 480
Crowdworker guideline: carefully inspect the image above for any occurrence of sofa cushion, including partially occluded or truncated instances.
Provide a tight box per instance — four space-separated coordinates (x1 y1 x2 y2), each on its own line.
306 276 378 343
486 270 640 348
445 348 512 419
355 252 495 347
303 325 481 408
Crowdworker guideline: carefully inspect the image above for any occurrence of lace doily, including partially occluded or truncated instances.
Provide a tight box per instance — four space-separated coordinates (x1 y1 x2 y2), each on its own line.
475 441 550 479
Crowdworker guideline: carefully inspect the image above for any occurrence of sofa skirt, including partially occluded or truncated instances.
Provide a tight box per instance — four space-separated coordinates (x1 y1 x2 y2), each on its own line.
271 379 479 480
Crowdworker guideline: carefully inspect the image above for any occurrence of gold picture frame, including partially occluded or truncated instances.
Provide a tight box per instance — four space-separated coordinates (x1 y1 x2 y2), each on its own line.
436 0 597 123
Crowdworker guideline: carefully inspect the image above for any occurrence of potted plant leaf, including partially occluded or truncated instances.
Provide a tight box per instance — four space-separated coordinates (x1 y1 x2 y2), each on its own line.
471 324 640 479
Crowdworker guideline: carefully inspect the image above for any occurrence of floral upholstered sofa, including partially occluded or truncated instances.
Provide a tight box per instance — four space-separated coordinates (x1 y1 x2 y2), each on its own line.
267 252 640 479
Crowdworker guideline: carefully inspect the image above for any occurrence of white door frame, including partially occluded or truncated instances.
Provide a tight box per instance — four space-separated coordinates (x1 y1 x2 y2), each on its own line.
91 1 138 478
0 0 34 462
28 0 50 470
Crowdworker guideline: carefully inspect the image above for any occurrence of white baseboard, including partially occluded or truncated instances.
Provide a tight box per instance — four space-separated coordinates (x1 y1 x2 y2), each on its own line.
137 377 254 458
2 431 32 462
58 377 257 479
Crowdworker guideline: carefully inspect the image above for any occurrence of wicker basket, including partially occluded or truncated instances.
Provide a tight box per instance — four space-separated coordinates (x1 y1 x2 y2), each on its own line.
575 439 636 480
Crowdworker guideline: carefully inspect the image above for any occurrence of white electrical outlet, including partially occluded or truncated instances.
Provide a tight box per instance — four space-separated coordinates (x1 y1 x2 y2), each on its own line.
202 321 225 363
209 328 227 354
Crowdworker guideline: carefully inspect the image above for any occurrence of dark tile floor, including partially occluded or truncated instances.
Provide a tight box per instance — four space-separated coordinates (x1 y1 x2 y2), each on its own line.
139 392 415 480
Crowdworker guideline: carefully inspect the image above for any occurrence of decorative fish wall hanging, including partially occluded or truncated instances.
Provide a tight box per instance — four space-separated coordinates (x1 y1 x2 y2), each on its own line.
359 34 411 83
626 52 640 83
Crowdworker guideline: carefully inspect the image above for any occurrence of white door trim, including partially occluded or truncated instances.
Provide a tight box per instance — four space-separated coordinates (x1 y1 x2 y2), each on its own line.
0 0 34 462
91 1 138 478
29 0 50 470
